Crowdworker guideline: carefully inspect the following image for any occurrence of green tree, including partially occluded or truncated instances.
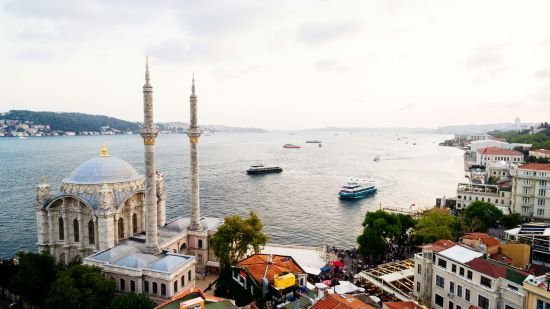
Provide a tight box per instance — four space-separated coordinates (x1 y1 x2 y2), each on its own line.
463 201 503 232
357 210 402 262
11 251 58 306
44 264 115 309
501 213 523 229
210 211 269 270
0 259 18 289
413 208 459 244
109 293 156 309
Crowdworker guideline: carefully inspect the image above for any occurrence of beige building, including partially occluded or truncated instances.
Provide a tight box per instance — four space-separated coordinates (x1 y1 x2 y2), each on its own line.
455 183 511 213
510 163 550 220
530 149 550 159
414 242 527 309
523 273 550 309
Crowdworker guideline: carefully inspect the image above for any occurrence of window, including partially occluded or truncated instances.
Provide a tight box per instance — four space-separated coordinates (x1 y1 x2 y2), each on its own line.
73 219 79 242
539 199 546 206
181 275 185 287
536 300 550 309
540 189 547 196
132 213 138 234
504 305 515 309
130 280 135 292
144 281 149 293
438 258 447 268
451 264 456 273
120 279 125 291
417 264 422 275
478 295 489 309
457 285 462 297
523 197 530 204
538 208 545 216
88 220 95 244
467 270 472 280
525 179 531 185
118 218 124 240
524 188 530 194
174 281 178 293
198 239 203 249
416 282 420 292
435 294 444 307
507 284 518 291
153 282 158 294
436 275 444 288
541 180 547 186
58 217 64 240
523 206 531 214
188 270 192 282
161 283 166 296
465 289 470 301
450 281 455 294
480 276 491 288
457 306 462 309
449 301 454 309
459 267 464 276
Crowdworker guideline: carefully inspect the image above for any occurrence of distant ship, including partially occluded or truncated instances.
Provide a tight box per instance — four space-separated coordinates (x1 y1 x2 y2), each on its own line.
283 144 301 149
246 164 283 175
305 140 322 143
338 180 377 199
373 155 380 162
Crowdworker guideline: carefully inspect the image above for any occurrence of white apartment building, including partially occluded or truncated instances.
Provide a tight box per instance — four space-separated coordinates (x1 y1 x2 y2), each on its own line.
414 244 526 309
476 147 524 167
455 183 511 213
510 164 550 220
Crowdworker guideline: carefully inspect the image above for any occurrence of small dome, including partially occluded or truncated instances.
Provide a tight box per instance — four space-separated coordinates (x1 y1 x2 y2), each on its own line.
64 156 142 184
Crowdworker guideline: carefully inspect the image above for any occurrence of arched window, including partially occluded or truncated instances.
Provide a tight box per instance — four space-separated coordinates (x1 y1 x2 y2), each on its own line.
181 275 185 287
161 283 166 296
130 280 135 292
180 243 187 254
132 213 138 234
198 239 203 249
58 217 64 240
73 219 79 242
88 221 95 244
118 218 124 240
120 279 125 291
173 281 178 293
188 270 191 282
144 280 149 293
152 282 158 294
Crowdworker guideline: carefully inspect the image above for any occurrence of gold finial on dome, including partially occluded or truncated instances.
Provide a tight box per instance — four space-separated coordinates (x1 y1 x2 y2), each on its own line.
100 143 110 157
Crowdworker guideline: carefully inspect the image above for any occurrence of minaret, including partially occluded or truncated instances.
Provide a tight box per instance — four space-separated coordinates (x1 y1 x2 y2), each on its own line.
187 74 204 231
140 57 160 254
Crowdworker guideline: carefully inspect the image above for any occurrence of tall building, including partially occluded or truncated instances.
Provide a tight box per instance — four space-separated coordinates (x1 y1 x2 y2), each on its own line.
510 163 550 219
36 60 222 304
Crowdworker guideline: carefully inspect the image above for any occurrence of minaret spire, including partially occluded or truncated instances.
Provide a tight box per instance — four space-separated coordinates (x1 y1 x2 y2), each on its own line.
187 74 203 231
140 57 160 254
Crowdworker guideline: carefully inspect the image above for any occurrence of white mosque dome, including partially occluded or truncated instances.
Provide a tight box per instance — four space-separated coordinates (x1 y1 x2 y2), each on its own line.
63 146 142 185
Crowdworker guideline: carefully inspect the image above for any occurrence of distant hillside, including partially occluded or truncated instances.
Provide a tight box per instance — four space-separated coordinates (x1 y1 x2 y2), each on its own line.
0 110 139 133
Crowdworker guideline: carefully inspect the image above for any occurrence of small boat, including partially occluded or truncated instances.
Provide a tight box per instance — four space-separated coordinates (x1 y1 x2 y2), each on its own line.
283 144 301 149
338 179 377 199
246 164 283 175
413 142 416 146
306 140 322 143
373 155 380 162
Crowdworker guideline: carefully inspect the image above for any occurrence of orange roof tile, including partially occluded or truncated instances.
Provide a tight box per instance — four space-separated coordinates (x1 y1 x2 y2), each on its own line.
478 147 523 156
237 254 305 285
312 294 374 309
419 240 456 252
463 233 500 247
519 163 550 171
383 301 423 309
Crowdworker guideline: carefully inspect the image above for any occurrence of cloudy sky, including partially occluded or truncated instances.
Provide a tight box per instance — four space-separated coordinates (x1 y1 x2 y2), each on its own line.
1 0 549 129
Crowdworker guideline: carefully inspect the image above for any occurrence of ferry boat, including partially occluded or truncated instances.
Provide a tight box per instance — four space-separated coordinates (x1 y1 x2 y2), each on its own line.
338 180 377 199
283 144 301 149
306 140 322 143
246 164 283 175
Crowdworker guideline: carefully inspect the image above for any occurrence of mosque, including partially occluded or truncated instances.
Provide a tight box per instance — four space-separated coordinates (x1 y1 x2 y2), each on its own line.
34 59 222 302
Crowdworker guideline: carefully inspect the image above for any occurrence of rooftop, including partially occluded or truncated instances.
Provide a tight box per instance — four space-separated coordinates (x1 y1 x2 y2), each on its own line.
478 147 523 156
419 240 456 253
236 254 305 285
518 163 550 171
438 245 484 264
532 149 550 155
63 154 142 184
261 244 327 276
465 258 528 284
311 294 374 309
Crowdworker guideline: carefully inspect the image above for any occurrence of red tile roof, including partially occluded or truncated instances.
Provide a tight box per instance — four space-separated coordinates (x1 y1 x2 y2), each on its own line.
237 254 305 285
478 147 523 156
463 233 500 247
419 240 455 252
532 149 550 155
312 294 374 309
519 163 550 171
465 258 528 284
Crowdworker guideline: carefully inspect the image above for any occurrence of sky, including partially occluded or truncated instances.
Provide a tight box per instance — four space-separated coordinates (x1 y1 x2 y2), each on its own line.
0 0 550 130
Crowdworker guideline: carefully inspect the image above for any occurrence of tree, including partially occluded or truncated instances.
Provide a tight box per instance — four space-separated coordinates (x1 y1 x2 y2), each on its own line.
44 264 115 309
109 293 156 309
463 201 503 232
11 251 58 306
357 210 404 262
413 208 459 244
210 211 269 270
0 258 17 289
501 213 523 229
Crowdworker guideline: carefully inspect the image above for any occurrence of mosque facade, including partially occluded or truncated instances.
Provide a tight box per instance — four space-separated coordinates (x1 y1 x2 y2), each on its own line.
34 60 221 302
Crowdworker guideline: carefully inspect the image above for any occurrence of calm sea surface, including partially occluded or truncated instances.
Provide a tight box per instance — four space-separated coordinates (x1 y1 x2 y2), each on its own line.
0 131 465 258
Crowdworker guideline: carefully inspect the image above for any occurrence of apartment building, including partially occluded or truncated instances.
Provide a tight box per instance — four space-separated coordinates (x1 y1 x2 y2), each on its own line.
414 243 527 309
510 164 550 220
476 147 524 167
455 183 511 213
